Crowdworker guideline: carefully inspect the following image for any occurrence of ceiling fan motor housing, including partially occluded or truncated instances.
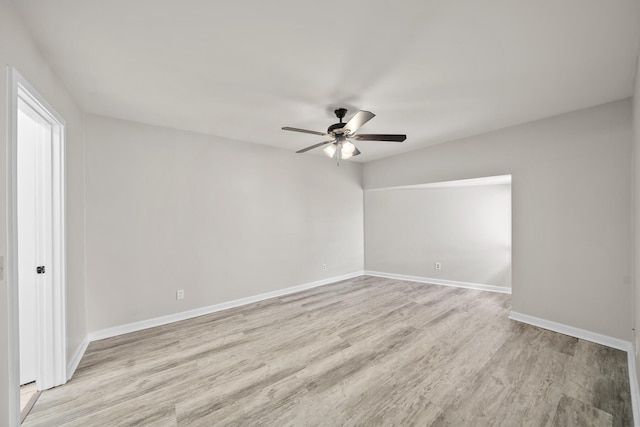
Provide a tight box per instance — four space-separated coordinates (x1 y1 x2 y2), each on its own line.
327 122 347 134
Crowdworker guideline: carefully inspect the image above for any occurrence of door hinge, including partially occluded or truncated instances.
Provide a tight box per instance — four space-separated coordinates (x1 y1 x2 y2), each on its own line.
36 266 45 274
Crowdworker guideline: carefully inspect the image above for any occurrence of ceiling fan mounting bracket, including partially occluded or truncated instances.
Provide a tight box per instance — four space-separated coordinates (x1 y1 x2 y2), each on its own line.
334 108 347 121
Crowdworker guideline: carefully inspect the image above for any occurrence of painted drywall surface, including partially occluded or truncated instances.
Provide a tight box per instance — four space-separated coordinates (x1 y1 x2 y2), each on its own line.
84 115 364 332
364 99 633 341
0 0 88 424
365 184 511 288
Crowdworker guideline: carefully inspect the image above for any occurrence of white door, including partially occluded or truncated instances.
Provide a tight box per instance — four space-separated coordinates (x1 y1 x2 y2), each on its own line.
17 97 53 387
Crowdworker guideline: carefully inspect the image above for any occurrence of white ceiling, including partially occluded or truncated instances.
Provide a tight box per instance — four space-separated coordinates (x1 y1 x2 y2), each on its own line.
12 0 640 162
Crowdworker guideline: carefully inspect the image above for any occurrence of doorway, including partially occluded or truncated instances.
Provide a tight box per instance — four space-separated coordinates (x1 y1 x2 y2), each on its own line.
363 175 512 291
8 67 67 425
18 95 52 388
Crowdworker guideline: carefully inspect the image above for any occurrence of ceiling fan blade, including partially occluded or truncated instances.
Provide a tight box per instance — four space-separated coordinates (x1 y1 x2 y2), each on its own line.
344 110 375 134
296 139 336 153
352 134 407 142
282 126 328 136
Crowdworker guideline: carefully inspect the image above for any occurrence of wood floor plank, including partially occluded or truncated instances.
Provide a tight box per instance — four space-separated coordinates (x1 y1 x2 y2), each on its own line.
23 276 632 426
553 395 613 427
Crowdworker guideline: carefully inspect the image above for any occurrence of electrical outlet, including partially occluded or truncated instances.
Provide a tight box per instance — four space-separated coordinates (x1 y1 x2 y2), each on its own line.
176 289 185 300
322 264 327 271
435 262 442 270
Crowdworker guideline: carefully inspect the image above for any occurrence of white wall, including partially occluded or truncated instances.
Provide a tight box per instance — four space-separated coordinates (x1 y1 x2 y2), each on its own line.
84 115 364 332
0 0 87 424
364 99 633 341
365 183 511 288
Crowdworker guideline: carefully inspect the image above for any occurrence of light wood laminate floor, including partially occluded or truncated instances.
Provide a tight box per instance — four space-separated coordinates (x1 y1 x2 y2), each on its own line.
23 276 632 426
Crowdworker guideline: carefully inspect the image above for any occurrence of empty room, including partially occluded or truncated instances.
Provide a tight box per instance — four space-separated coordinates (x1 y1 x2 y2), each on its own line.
2 0 640 426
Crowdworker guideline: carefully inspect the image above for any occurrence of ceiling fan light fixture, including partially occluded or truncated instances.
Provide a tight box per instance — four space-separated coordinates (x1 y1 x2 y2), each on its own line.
323 143 337 158
342 141 356 154
283 108 406 163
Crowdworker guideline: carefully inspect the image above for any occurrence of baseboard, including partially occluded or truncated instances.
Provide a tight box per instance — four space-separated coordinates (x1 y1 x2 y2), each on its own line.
66 335 90 380
627 343 640 426
88 271 364 342
508 311 632 351
364 270 511 294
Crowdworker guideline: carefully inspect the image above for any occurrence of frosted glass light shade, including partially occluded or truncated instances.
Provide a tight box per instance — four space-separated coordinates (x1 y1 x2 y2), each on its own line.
342 141 356 154
323 143 337 158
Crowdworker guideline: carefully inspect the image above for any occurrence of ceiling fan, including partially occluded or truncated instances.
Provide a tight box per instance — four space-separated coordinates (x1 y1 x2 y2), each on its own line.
282 108 406 164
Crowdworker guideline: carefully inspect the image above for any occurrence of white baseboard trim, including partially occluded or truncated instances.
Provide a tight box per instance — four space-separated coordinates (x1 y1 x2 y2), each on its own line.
364 270 511 294
510 311 639 425
508 311 632 352
627 343 640 426
88 271 364 342
66 335 90 380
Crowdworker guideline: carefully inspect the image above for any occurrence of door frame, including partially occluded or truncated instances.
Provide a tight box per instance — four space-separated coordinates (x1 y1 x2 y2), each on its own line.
7 67 67 423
